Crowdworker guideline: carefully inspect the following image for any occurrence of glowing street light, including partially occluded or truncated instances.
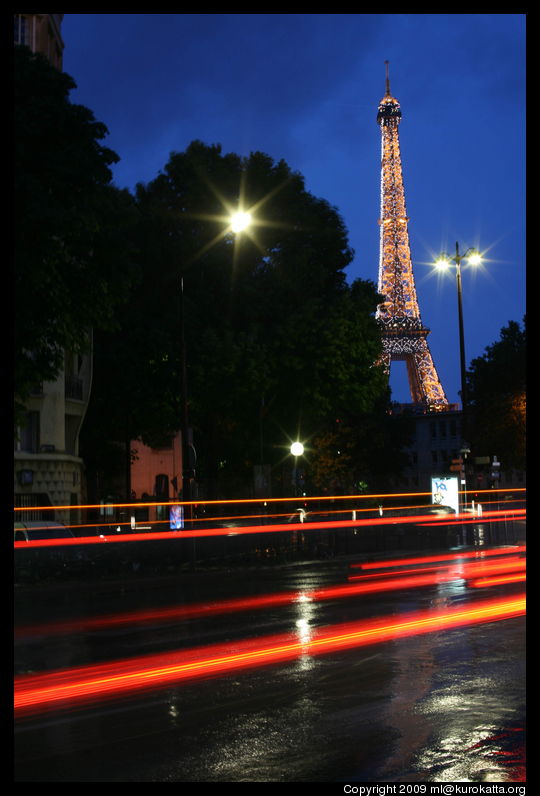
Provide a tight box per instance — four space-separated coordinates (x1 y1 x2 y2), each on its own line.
180 210 254 522
230 211 252 233
434 241 482 424
290 441 305 457
290 441 305 497
434 242 482 522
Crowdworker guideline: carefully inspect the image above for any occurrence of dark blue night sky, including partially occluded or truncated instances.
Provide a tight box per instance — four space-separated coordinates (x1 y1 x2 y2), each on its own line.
61 14 526 405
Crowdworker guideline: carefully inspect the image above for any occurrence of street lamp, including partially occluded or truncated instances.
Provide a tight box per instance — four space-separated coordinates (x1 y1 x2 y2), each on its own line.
434 241 482 432
290 442 305 497
179 210 253 523
434 242 482 521
290 441 305 457
230 211 252 233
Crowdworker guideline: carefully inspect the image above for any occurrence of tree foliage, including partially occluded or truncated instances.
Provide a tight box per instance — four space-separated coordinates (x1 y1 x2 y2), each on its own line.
14 46 139 423
83 141 408 498
466 318 526 470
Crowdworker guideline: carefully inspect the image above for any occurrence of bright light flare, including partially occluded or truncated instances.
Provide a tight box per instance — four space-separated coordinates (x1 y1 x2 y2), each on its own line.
435 256 451 270
467 251 482 266
290 441 304 456
230 211 252 233
14 594 525 717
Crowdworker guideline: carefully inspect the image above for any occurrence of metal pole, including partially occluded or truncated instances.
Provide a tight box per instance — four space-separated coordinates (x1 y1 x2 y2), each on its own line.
455 242 468 531
455 242 468 433
179 277 192 526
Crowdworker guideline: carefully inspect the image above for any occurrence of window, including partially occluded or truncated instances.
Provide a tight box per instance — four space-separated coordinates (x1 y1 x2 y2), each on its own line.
18 411 40 453
65 414 81 455
154 474 169 499
14 15 27 45
15 493 50 521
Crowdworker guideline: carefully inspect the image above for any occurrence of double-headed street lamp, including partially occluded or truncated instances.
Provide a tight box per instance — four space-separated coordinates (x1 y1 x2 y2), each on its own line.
434 242 482 520
434 241 482 436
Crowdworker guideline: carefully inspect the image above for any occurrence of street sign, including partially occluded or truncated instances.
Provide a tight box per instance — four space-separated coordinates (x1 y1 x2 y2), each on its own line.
432 476 459 514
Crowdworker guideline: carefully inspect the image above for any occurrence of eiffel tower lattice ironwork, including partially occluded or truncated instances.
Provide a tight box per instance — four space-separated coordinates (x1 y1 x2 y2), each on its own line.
376 62 449 412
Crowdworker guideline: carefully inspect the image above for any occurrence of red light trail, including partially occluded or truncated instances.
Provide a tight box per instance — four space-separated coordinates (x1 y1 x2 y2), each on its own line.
15 550 525 640
15 494 435 513
13 487 525 513
14 496 525 538
13 509 526 549
350 545 526 571
468 573 527 588
14 593 525 717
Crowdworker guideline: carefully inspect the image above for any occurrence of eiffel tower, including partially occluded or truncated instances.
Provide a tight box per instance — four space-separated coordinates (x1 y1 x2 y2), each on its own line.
376 62 449 412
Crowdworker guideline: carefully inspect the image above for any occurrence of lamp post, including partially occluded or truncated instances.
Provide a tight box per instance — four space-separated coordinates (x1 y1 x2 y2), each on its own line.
179 210 253 523
290 441 305 497
179 274 192 525
434 242 482 433
435 241 482 520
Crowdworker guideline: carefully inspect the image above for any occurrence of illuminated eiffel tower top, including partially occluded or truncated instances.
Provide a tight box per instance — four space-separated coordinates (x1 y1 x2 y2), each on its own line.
375 62 449 411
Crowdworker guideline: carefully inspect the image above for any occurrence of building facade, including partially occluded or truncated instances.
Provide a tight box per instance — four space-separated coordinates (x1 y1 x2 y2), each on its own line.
393 407 525 496
14 14 93 522
14 344 93 523
130 433 183 503
14 14 64 69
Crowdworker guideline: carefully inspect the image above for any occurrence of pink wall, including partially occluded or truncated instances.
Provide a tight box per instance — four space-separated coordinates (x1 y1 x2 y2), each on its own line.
130 434 182 499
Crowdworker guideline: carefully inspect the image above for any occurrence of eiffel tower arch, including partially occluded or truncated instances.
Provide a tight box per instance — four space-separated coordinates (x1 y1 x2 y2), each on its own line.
375 63 449 412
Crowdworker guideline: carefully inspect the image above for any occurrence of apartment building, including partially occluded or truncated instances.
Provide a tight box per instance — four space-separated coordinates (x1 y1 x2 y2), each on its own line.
14 14 92 522
14 14 64 69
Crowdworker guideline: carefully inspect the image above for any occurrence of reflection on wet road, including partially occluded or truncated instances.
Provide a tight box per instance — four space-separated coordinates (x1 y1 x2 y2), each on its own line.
14 546 526 782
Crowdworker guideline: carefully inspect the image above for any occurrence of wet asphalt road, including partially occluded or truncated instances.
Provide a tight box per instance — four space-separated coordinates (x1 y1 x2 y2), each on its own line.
14 550 525 783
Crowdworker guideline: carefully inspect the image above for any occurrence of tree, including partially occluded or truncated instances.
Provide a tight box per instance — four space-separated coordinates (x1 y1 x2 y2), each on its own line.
466 318 526 470
83 141 404 499
14 46 139 425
